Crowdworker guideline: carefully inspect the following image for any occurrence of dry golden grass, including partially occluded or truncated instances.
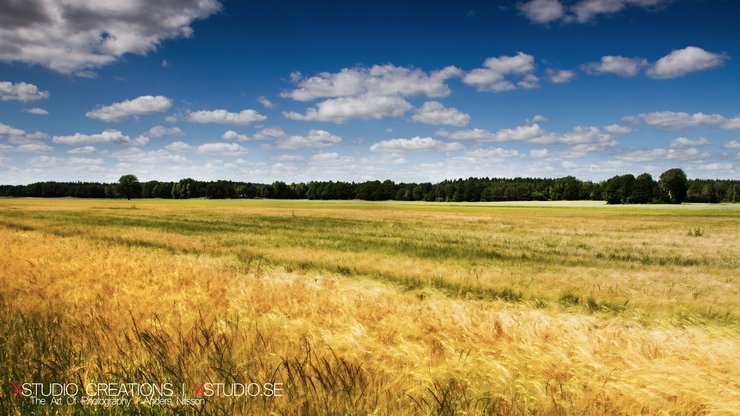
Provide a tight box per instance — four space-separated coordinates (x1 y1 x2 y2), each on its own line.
0 198 738 415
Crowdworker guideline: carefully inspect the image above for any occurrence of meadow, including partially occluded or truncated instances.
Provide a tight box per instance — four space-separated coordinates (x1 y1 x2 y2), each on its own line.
0 198 738 415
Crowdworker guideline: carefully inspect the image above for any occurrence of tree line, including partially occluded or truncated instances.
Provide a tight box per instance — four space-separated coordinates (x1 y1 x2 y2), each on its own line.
1 168 737 204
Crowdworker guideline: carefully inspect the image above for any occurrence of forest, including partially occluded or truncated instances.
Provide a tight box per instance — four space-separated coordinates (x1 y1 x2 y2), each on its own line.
1 168 737 204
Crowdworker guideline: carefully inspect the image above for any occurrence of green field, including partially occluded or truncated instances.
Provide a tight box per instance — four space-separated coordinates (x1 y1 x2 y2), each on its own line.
1 198 738 414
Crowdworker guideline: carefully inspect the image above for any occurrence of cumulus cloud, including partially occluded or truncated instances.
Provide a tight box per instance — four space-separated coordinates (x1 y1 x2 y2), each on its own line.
647 46 728 79
196 142 248 155
112 147 188 164
464 147 520 158
186 108 266 125
441 122 618 158
0 81 49 101
310 152 339 161
222 130 249 141
603 124 632 134
0 122 48 142
258 96 274 108
282 64 463 122
283 94 413 123
411 101 470 127
276 130 342 149
23 107 49 115
519 0 672 24
724 140 740 149
463 52 539 92
67 146 97 154
52 129 148 145
0 0 222 74
165 141 193 152
585 47 727 79
695 162 733 171
283 64 462 102
442 123 557 144
546 69 575 83
13 142 53 153
146 125 182 137
638 111 740 130
530 148 550 158
615 147 708 162
370 137 463 152
518 0 565 24
670 137 710 147
583 56 647 77
254 127 286 140
86 95 172 122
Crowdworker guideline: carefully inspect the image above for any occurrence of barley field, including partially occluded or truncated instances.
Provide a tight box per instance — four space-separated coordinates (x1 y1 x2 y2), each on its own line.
0 198 738 415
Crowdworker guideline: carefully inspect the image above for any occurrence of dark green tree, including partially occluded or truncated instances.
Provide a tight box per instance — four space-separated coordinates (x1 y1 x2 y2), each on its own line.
117 174 141 200
628 173 656 204
659 168 688 203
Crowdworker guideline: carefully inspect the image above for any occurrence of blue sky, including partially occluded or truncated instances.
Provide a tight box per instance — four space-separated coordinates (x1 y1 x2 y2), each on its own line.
1 0 738 185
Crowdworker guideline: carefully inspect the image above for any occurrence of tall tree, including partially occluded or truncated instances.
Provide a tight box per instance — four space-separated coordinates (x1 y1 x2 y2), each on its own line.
659 168 688 203
117 174 141 200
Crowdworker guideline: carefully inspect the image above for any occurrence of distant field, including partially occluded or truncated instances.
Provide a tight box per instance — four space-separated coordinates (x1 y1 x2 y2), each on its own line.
1 198 738 414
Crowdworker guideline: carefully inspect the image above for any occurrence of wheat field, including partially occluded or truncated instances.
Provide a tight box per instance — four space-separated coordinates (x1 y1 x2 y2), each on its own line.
0 198 738 415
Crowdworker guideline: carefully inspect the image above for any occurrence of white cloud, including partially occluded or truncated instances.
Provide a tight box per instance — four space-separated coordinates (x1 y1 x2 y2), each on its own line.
647 46 727 79
585 47 727 79
147 125 182 137
274 154 304 162
518 0 565 24
370 137 463 152
86 95 172 122
222 130 249 142
531 115 548 123
112 148 188 165
165 141 193 152
518 0 672 24
196 142 248 155
14 142 53 153
604 124 632 134
0 123 26 137
310 152 339 161
0 122 47 141
463 52 539 92
571 0 670 23
23 107 49 115
283 64 462 123
283 94 413 123
670 137 710 147
277 129 342 149
464 147 520 158
411 101 470 127
186 108 266 125
0 0 221 74
258 96 274 108
615 147 708 162
695 162 733 171
639 111 740 130
724 140 740 149
283 64 462 101
254 127 286 140
67 146 97 154
546 69 575 83
530 148 550 158
583 56 647 77
52 129 148 145
442 122 617 158
29 155 105 169
444 123 558 144
0 81 49 101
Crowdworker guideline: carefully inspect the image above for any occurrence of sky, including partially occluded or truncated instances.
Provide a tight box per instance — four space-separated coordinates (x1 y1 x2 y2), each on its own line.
0 0 739 185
